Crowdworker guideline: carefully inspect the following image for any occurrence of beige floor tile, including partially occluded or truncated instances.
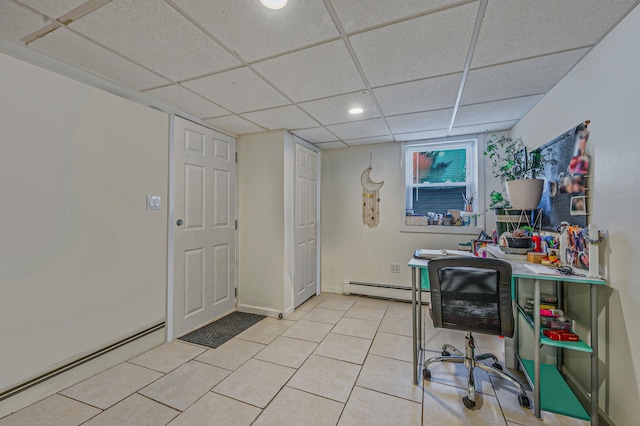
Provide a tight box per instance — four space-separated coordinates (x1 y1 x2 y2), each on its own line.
262 317 297 327
344 305 385 322
317 297 356 311
314 333 372 365
128 340 206 373
385 301 413 319
253 387 343 426
423 356 495 396
254 336 317 368
331 317 379 339
0 394 100 426
213 359 295 408
338 386 422 426
423 380 507 425
236 321 292 345
353 297 390 309
167 392 261 426
287 309 310 320
302 307 345 324
378 316 413 337
423 324 468 352
82 393 178 426
369 332 414 363
139 360 229 410
297 295 324 312
59 362 163 409
356 354 423 403
474 334 504 353
281 320 334 342
196 338 265 371
492 377 586 426
288 355 360 403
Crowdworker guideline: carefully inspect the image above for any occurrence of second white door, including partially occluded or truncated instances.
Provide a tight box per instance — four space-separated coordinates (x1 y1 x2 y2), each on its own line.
294 143 319 307
172 117 236 337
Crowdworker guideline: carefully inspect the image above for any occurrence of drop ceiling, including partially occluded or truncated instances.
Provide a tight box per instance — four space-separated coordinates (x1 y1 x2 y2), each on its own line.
1 0 638 149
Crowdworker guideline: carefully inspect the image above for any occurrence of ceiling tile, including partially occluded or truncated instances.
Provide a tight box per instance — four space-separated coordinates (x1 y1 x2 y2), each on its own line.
315 141 348 150
449 120 518 136
173 0 338 62
472 0 638 68
326 118 389 140
462 49 589 105
374 73 461 116
240 105 318 130
206 115 264 135
19 0 87 18
183 67 290 113
30 27 170 90
454 95 544 127
69 0 240 81
344 135 395 146
332 0 463 33
299 91 379 125
349 2 478 86
291 127 337 144
145 84 229 118
394 129 449 142
0 1 51 40
253 40 365 102
386 109 453 134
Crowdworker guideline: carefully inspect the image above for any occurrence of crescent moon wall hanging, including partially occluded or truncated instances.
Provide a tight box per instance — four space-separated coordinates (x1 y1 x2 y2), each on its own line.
361 165 384 228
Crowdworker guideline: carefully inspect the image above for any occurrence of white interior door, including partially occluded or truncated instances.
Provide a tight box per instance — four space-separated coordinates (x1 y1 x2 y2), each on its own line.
294 143 319 307
172 117 236 337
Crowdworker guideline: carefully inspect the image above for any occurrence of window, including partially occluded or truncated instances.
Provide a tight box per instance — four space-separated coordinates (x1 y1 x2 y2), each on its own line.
405 139 477 219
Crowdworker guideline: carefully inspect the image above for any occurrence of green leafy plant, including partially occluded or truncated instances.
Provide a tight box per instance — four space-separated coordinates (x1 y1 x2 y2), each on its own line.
489 190 510 210
483 134 549 183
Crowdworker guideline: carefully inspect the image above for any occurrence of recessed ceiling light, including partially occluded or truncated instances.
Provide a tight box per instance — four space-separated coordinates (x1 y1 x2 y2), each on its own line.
349 107 364 115
260 0 287 9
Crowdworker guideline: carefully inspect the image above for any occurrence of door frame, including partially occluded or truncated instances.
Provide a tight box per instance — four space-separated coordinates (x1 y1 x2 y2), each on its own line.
165 114 238 341
292 136 321 303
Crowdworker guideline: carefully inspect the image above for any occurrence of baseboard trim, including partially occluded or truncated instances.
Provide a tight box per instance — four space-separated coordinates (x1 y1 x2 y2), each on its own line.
320 285 343 294
237 304 283 318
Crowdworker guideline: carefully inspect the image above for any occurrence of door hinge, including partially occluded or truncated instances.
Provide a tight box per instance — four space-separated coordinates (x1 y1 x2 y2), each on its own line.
235 219 238 230
235 152 238 163
235 288 237 297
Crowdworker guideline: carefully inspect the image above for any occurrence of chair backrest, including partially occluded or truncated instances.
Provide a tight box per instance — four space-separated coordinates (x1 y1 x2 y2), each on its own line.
428 257 514 337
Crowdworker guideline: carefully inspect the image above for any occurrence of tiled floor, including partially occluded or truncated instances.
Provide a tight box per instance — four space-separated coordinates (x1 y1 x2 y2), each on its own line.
0 293 589 426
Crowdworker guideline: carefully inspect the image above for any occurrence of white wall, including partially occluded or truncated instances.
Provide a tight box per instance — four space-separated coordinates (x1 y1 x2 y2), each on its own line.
511 6 640 424
321 142 485 293
237 130 287 314
0 53 169 392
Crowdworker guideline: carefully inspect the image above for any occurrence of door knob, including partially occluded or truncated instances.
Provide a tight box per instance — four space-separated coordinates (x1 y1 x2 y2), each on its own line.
176 219 184 226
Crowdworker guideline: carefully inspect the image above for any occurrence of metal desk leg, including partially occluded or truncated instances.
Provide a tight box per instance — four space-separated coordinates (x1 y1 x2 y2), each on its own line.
513 277 520 371
534 279 541 419
591 285 599 426
418 270 422 351
412 266 418 384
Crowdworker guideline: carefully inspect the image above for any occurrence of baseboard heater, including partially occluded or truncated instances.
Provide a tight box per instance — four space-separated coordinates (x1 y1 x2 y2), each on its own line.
342 280 428 302
0 322 165 402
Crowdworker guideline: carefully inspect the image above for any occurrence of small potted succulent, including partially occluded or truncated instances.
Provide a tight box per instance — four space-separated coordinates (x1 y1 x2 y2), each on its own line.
507 226 533 248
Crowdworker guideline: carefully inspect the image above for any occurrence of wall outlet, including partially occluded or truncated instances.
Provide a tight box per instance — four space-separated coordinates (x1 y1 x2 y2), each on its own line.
390 263 400 273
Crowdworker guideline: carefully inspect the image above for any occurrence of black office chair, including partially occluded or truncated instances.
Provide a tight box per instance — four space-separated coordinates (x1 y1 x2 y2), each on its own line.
423 257 530 410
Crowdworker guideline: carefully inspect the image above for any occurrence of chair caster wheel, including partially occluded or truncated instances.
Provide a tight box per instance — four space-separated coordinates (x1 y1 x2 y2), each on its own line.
518 394 531 408
441 350 451 356
462 396 476 409
423 368 431 380
492 362 503 371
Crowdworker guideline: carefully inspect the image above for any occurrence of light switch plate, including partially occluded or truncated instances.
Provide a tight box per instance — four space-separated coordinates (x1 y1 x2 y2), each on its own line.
147 195 161 210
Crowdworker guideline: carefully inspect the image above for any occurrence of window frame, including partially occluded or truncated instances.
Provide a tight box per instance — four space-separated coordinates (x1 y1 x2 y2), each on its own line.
401 136 485 234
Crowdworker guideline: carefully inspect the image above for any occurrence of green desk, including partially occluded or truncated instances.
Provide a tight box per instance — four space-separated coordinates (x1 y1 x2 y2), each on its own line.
409 256 605 425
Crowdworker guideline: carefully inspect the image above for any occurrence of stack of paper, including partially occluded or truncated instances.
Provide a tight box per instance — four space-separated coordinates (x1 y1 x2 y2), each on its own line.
414 249 474 259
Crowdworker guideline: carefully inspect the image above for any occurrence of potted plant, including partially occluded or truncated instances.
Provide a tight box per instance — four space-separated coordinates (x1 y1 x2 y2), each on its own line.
489 190 510 212
484 134 548 210
507 226 533 249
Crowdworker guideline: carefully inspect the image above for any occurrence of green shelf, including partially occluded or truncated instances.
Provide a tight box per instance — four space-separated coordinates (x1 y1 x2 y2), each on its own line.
520 359 590 421
517 306 593 353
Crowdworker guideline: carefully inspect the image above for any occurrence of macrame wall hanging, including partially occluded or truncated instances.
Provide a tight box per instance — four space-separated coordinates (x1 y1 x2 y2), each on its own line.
361 154 384 228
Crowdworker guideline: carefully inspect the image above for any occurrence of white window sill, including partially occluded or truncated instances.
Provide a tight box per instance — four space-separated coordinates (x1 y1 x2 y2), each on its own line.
400 224 484 235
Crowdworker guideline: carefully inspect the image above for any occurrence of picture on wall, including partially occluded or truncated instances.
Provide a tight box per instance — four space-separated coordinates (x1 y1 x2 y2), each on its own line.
533 121 591 230
565 225 589 270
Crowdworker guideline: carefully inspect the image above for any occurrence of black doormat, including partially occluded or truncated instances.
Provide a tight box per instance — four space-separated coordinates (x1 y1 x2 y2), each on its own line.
179 311 265 348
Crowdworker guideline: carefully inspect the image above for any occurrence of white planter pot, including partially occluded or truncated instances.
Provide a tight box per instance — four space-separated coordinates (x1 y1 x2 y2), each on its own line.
505 179 544 210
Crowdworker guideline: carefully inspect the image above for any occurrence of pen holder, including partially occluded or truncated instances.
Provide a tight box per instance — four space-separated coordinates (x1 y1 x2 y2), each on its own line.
464 203 473 213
